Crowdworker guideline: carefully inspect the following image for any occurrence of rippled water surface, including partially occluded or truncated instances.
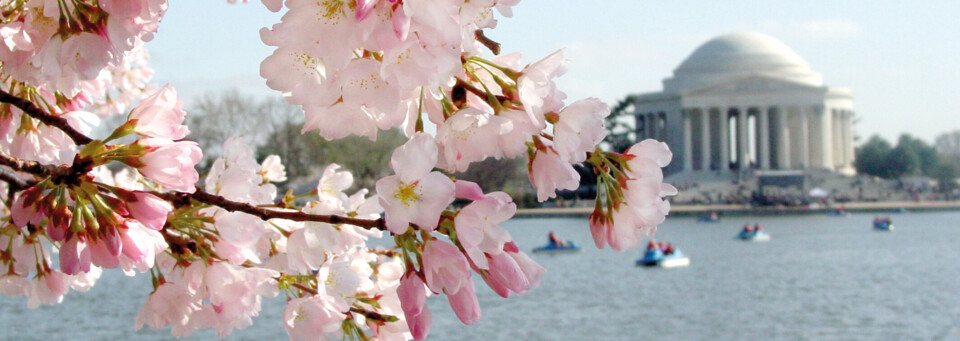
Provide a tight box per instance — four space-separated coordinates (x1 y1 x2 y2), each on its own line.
3 211 960 340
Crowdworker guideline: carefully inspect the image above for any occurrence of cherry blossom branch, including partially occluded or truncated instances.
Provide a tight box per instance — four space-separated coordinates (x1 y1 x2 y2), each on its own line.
0 167 33 191
0 150 387 231
153 188 387 230
0 88 94 145
455 77 491 100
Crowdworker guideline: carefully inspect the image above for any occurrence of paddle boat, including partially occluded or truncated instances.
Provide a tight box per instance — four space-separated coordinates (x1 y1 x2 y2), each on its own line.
873 218 894 231
736 230 771 242
697 212 720 223
636 248 690 268
532 240 581 253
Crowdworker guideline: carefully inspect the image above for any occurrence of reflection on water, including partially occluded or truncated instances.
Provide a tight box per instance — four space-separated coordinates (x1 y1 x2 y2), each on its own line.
3 212 960 340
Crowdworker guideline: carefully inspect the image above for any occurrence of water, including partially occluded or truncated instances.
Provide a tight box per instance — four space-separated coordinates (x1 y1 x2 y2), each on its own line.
2 211 960 340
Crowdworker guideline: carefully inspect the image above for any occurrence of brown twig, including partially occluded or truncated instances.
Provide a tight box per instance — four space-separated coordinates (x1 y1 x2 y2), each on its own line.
155 188 387 230
0 167 34 191
474 30 501 55
0 88 94 145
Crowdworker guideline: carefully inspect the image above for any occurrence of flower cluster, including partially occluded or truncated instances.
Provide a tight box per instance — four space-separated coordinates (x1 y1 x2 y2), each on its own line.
0 0 677 340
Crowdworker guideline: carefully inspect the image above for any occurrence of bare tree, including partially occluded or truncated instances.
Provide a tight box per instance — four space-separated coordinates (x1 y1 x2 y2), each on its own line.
186 90 301 170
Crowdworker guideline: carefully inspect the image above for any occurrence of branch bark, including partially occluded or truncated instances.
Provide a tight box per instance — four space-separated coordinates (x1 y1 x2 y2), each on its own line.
0 88 94 145
153 188 386 230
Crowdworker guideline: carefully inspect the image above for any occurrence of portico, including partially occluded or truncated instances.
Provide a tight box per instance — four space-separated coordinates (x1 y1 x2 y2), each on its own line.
633 32 856 176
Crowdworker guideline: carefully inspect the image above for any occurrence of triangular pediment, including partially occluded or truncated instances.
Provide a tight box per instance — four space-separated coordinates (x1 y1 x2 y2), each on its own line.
682 74 825 96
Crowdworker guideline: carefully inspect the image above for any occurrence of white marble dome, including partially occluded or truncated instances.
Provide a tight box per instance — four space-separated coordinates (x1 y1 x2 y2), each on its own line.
663 32 823 92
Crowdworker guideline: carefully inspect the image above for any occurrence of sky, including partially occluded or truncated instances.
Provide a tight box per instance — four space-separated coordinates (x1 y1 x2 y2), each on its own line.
146 1 960 145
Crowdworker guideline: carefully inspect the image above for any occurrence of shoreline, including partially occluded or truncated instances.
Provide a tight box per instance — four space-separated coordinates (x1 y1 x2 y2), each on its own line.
514 200 960 218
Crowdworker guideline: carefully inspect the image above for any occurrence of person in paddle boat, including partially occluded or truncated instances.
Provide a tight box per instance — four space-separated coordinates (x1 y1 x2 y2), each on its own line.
742 224 753 234
754 224 762 232
646 240 659 252
709 212 718 220
547 231 568 247
664 243 675 255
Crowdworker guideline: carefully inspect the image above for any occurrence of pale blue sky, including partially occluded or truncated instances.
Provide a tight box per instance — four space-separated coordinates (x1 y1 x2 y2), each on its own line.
147 1 960 144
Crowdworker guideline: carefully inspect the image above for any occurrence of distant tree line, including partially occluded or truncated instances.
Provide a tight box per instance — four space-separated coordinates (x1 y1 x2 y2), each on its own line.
855 132 960 191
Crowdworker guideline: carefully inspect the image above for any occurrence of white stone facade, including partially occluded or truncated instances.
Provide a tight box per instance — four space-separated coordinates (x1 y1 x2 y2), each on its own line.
634 32 855 176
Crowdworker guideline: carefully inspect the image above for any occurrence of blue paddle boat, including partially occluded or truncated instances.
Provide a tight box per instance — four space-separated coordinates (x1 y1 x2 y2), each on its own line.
736 230 771 242
532 240 581 253
873 218 894 231
636 248 690 268
697 214 720 223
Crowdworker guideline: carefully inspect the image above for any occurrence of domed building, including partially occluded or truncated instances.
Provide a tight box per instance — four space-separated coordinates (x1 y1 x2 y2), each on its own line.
634 32 855 177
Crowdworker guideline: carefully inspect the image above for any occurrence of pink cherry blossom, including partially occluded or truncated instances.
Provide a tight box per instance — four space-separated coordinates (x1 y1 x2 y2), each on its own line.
135 138 202 193
496 109 541 159
203 262 280 337
436 108 512 172
376 133 455 234
58 32 114 81
283 295 346 341
128 84 190 140
259 47 331 106
517 50 567 128
258 155 286 182
136 282 202 331
625 139 673 173
302 102 380 141
454 192 515 269
553 98 610 163
26 270 68 308
528 145 580 202
316 163 354 207
119 219 168 270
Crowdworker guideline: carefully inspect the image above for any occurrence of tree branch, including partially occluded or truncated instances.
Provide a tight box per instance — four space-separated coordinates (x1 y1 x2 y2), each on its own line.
0 139 385 231
0 88 94 145
154 188 387 230
0 167 34 191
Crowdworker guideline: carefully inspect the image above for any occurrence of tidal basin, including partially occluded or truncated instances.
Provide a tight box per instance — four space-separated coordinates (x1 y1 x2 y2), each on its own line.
2 211 959 340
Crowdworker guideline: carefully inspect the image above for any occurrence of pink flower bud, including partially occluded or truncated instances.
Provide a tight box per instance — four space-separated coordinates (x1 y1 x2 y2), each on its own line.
11 186 45 227
128 191 172 230
89 227 122 269
59 235 91 275
422 239 471 295
397 272 431 340
447 277 481 325
485 252 530 297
